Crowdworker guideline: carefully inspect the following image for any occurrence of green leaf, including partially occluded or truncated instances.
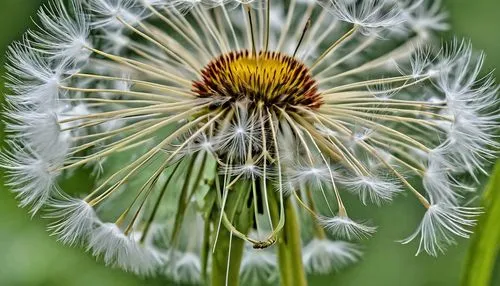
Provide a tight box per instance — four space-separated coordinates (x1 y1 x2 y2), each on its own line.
462 160 500 286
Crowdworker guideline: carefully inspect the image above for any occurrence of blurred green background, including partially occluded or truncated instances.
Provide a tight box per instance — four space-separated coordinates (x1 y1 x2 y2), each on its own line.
0 1 498 285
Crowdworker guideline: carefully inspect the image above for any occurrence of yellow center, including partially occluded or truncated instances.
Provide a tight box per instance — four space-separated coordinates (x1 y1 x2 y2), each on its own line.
193 51 322 108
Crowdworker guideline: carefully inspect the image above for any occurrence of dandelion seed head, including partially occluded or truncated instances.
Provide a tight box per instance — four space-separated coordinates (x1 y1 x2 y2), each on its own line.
2 0 497 282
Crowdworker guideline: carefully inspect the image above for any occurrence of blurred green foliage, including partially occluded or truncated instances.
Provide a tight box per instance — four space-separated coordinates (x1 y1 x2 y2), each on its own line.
0 0 498 285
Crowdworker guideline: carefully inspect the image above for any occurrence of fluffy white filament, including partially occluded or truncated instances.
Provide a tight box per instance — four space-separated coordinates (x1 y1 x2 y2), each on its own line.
240 249 278 285
303 238 362 274
165 251 203 284
0 143 62 213
400 204 482 256
88 223 164 275
319 215 377 240
47 198 97 245
341 175 402 205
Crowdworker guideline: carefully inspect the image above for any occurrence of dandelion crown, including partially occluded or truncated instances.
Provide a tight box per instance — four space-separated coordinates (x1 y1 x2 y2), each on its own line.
2 0 498 284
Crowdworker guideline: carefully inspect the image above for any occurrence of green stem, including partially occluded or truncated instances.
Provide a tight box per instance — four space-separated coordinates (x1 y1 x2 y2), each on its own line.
211 181 253 286
461 161 500 286
170 157 197 247
306 189 327 240
269 190 292 285
270 191 308 286
283 197 308 286
211 226 247 286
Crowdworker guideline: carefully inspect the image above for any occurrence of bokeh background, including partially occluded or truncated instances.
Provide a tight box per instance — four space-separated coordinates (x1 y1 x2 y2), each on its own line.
0 1 498 285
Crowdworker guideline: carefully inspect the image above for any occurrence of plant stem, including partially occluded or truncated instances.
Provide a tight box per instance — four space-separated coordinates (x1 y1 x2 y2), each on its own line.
306 189 327 240
461 161 500 286
211 181 252 286
270 191 308 286
282 197 308 286
211 227 246 286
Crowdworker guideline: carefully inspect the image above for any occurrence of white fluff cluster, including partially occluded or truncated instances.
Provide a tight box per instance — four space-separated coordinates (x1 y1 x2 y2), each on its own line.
240 248 277 285
84 0 146 29
341 175 402 205
88 223 164 275
319 216 377 240
303 238 362 274
47 198 97 245
1 0 497 283
165 251 203 284
322 0 404 32
30 1 92 65
400 204 481 256
0 143 62 212
46 197 165 274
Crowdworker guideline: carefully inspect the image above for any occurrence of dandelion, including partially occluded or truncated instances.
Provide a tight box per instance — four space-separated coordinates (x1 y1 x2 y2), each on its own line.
2 0 498 284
